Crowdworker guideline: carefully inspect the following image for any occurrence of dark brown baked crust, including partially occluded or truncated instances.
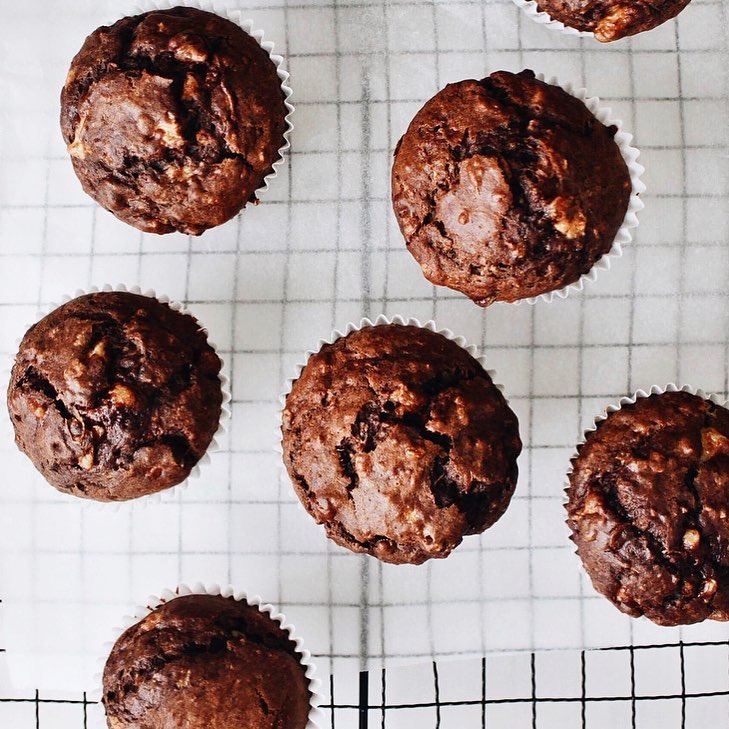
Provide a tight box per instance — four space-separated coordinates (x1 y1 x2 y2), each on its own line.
567 391 729 626
102 594 311 729
536 0 692 41
281 325 522 565
7 292 222 502
391 70 632 305
60 7 287 235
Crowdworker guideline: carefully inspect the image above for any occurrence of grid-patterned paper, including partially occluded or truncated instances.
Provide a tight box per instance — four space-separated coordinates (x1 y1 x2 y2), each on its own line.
1 0 729 721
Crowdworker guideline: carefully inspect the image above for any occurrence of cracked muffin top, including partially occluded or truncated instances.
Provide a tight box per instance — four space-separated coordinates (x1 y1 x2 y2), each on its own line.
7 292 222 502
281 324 522 565
536 0 692 42
391 70 632 306
102 594 311 729
60 6 287 235
567 391 729 626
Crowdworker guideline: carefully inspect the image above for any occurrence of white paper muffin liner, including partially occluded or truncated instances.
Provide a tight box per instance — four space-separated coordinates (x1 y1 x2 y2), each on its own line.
91 583 323 729
515 73 645 305
565 384 727 591
121 0 294 208
6 284 231 509
511 0 596 39
277 315 514 544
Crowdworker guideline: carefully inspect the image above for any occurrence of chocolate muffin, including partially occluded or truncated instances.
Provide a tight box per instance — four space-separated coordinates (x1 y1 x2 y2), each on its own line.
535 0 692 42
103 593 311 729
7 291 222 502
60 7 288 235
281 324 522 565
391 70 632 306
567 391 729 626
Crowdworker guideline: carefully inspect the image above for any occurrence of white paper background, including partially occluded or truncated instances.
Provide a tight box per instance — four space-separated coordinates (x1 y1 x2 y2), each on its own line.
0 0 728 699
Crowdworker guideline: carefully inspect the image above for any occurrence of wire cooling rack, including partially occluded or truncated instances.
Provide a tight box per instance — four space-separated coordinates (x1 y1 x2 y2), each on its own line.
1 0 729 725
1 637 728 727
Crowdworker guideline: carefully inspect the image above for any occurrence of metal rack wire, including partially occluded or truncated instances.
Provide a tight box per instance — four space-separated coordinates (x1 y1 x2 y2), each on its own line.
1 639 728 727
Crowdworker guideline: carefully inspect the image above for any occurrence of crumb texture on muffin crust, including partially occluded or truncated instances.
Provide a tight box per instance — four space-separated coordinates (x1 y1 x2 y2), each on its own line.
7 292 222 502
535 0 692 41
282 325 522 565
391 70 631 305
61 6 287 235
102 594 311 729
567 391 729 626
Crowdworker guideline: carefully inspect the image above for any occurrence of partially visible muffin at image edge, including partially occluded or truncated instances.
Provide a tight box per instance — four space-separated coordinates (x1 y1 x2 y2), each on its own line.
281 324 522 565
567 390 729 626
60 6 288 235
7 291 222 502
102 593 312 729
535 0 693 42
392 69 632 306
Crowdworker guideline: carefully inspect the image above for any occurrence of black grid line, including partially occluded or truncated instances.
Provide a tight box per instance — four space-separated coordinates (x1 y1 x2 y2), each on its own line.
358 670 368 729
0 639 728 726
630 644 637 728
580 650 586 729
531 652 537 728
680 641 687 729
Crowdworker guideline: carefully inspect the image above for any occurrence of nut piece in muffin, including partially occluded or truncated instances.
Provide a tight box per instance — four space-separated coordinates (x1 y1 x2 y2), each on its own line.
536 0 692 42
391 69 632 306
281 324 522 565
7 291 222 502
103 593 311 729
567 391 729 626
61 6 288 235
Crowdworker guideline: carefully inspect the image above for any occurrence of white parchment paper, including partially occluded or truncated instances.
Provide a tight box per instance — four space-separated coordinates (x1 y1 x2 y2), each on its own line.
0 0 728 698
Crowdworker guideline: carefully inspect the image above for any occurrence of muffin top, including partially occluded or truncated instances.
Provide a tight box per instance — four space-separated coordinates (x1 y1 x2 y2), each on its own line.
7 292 222 502
391 70 632 305
103 594 311 729
535 0 693 42
60 6 287 235
282 325 522 565
567 391 729 626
